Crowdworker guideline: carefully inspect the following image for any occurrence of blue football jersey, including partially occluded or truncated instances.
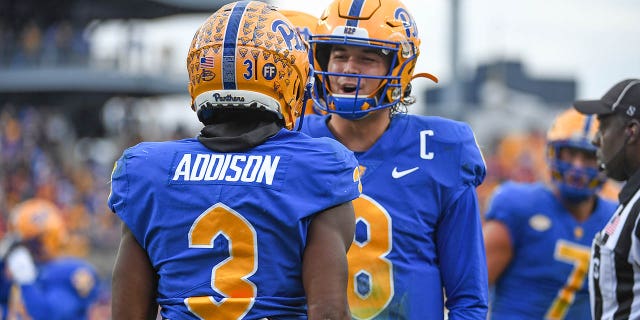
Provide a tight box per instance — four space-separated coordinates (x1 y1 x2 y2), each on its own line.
300 114 488 320
485 181 616 320
6 257 99 320
109 129 361 320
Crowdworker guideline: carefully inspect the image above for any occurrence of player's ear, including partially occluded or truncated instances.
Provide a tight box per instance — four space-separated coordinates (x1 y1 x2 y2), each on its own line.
625 119 640 144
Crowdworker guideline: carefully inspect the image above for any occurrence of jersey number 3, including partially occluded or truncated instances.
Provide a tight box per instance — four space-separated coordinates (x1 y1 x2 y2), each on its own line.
185 203 258 320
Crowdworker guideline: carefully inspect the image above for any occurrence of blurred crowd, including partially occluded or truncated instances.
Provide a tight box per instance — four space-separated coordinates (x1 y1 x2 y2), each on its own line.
0 19 90 68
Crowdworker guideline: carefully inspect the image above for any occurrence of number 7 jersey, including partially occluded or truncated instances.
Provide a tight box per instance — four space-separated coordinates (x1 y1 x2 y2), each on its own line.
108 129 361 320
485 181 616 319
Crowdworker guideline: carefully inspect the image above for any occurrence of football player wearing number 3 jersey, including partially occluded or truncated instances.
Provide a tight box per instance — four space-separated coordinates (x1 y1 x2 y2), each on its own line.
109 1 360 319
298 0 488 319
483 108 616 319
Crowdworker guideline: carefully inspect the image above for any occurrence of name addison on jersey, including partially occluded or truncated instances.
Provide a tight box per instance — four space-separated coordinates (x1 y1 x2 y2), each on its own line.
172 153 280 185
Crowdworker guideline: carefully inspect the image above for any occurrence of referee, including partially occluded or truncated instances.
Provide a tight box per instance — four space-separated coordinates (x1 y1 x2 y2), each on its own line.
574 78 640 320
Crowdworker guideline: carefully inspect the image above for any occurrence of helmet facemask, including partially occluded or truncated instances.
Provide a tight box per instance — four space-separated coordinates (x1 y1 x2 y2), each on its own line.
311 38 410 119
547 142 606 202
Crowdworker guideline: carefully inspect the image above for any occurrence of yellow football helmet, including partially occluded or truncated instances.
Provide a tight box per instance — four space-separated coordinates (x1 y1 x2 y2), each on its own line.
309 0 437 119
547 108 606 201
187 1 310 130
9 198 68 260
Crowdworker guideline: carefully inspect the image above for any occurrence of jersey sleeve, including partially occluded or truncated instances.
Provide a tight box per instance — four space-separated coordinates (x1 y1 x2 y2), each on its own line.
458 123 486 187
107 151 127 218
438 186 489 319
323 138 361 203
290 137 361 216
427 119 486 207
484 182 524 245
435 122 489 318
107 144 149 248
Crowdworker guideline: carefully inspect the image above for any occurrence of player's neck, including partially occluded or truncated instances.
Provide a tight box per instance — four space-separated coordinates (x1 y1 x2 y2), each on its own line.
327 109 391 152
561 196 596 223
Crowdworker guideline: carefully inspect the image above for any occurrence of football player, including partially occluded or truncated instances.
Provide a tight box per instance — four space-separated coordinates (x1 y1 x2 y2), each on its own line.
298 0 488 318
483 108 617 319
109 1 360 319
0 198 100 319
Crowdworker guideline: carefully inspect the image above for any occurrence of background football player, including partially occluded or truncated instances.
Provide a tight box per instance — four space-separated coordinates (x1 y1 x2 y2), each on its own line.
483 108 617 319
110 1 359 319
299 0 488 318
0 198 100 319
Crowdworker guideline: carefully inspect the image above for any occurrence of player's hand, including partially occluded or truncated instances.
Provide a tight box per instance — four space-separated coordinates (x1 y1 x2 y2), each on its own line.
6 246 37 284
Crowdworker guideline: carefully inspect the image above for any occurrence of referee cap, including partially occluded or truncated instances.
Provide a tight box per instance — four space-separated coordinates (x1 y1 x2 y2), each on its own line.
574 79 640 118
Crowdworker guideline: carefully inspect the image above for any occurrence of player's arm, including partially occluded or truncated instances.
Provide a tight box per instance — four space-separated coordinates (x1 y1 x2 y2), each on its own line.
303 201 355 320
112 222 158 320
483 220 513 285
438 186 489 319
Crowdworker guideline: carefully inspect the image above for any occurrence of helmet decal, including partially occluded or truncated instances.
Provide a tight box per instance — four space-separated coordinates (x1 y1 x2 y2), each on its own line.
395 7 417 38
272 20 305 52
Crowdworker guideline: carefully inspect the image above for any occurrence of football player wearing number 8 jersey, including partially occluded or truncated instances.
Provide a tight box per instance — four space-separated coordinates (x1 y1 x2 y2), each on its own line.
298 0 488 319
109 1 360 319
483 108 617 319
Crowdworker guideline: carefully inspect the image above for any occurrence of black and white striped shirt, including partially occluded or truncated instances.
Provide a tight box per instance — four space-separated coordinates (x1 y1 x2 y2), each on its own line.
590 171 640 320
